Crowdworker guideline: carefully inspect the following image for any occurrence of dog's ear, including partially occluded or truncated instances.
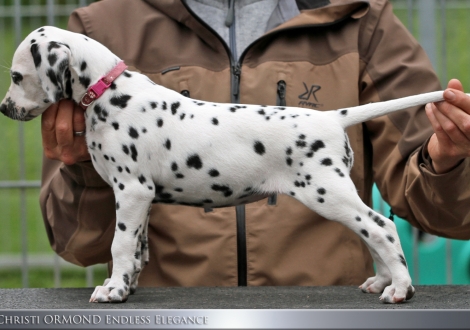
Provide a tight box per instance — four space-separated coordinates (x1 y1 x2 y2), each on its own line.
31 41 73 103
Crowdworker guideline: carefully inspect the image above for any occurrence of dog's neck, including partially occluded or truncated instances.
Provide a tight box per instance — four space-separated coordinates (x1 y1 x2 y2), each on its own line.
66 34 122 106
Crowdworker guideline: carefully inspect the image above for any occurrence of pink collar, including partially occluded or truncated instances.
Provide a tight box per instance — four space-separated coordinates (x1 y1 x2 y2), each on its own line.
80 61 128 109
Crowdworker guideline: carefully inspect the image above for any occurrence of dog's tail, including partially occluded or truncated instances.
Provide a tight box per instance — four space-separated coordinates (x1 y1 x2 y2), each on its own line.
336 91 445 129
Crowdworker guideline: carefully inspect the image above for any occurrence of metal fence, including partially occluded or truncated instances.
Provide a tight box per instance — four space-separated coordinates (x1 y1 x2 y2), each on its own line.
0 0 470 288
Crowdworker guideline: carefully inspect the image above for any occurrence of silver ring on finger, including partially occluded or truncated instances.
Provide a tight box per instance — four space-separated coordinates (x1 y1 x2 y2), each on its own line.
73 131 86 137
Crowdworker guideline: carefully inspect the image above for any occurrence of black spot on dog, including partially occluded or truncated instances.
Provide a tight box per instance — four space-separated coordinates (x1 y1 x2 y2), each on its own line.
208 169 220 177
258 109 266 115
79 76 91 89
110 94 132 108
157 118 164 127
360 229 369 238
118 183 125 190
47 41 62 52
296 140 307 148
211 184 233 197
122 145 129 155
317 197 325 203
175 173 184 179
321 158 333 166
299 134 306 140
150 102 157 109
130 144 138 162
46 68 59 87
171 102 180 115
123 273 130 285
334 168 345 177
138 175 146 184
254 141 266 155
187 154 203 169
164 139 171 150
129 126 139 139
123 71 132 78
112 122 119 130
174 188 183 192
399 254 407 268
125 167 130 173
286 157 293 166
118 222 127 231
386 235 395 243
212 118 219 125
180 113 186 120
117 166 123 173
104 155 109 161
162 101 167 110
355 216 361 221
229 107 237 112
373 215 385 227
286 147 293 155
171 162 178 171
47 53 58 66
80 61 87 71
311 140 325 152
94 104 108 122
317 188 326 195
340 109 348 116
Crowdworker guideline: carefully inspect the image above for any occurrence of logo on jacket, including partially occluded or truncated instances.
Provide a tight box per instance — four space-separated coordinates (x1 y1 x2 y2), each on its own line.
298 83 323 108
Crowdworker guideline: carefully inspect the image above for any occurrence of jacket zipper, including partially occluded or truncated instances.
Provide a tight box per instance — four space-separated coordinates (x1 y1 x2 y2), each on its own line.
181 0 247 287
226 4 248 287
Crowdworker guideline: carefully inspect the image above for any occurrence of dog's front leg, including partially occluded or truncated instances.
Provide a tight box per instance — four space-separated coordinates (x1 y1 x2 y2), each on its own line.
90 185 153 303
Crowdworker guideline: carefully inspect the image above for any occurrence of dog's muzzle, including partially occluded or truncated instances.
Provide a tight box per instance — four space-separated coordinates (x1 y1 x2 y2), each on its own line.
0 98 29 121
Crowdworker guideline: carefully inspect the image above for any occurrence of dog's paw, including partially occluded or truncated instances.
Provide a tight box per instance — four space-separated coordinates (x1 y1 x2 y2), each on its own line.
359 275 391 294
379 284 415 304
89 284 129 303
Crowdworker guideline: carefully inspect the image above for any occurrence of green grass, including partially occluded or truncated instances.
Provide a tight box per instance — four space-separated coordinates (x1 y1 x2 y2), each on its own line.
1 4 470 288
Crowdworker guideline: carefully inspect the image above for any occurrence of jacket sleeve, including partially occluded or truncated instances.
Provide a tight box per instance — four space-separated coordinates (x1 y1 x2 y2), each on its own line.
359 0 470 239
39 13 116 267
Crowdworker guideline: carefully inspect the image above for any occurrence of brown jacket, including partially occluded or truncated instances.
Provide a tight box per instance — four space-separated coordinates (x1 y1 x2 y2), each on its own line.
40 0 470 287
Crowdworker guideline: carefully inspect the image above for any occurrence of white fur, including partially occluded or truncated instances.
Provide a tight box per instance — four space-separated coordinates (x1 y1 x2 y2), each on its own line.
1 26 454 304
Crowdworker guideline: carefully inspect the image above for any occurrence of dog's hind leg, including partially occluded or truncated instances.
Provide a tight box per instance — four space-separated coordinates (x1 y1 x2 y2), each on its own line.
89 184 154 303
129 206 150 295
289 172 414 303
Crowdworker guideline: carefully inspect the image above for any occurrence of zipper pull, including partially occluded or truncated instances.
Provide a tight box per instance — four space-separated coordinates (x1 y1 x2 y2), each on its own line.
277 80 286 106
233 63 241 98
225 0 235 27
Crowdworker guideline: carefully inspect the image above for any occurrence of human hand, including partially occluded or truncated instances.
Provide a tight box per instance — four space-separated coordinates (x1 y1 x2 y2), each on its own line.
42 99 90 165
426 79 470 174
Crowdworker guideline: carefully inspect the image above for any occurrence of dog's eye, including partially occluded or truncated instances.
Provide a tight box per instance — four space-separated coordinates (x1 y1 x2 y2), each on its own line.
11 71 23 85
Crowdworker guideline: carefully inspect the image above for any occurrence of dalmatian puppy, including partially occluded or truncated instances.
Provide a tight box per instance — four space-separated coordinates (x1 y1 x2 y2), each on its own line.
0 26 455 304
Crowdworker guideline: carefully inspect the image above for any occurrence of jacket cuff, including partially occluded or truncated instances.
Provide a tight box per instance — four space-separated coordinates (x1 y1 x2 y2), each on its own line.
417 138 470 200
61 161 109 188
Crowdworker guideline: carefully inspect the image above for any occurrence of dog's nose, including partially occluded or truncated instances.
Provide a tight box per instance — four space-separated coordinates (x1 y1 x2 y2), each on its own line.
0 103 7 115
